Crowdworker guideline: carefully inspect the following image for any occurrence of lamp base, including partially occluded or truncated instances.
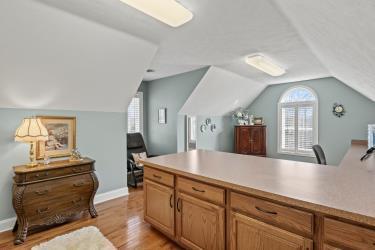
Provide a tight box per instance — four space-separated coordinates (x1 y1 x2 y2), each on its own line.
27 161 39 168
27 142 39 168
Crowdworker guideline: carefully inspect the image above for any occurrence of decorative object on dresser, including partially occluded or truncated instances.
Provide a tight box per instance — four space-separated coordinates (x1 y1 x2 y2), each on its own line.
232 108 250 125
234 125 266 156
12 158 98 245
14 118 49 167
36 116 76 160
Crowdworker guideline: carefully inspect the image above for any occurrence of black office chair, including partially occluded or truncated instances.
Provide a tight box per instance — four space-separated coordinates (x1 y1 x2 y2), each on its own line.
312 145 327 165
127 133 156 188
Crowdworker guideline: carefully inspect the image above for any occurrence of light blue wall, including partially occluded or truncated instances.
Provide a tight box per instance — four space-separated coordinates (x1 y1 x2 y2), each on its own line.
248 77 375 165
0 108 127 220
143 68 208 155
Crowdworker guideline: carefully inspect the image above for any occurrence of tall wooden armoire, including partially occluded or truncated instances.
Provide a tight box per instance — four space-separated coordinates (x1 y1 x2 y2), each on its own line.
234 125 266 156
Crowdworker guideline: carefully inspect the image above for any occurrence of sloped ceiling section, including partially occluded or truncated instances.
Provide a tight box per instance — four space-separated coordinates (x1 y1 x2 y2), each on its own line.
179 66 266 116
0 0 157 112
274 0 375 101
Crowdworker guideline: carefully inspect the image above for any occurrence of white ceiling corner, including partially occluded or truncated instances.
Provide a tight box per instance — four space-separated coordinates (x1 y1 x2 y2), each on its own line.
179 66 266 116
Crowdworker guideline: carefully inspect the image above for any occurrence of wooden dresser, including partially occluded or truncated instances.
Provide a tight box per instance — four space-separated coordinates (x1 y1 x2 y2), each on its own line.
234 125 266 156
12 158 98 245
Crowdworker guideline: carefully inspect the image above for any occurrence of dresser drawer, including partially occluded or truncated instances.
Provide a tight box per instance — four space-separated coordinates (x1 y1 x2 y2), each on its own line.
177 177 225 205
25 164 92 182
324 218 375 249
231 192 313 236
23 174 93 205
144 167 174 187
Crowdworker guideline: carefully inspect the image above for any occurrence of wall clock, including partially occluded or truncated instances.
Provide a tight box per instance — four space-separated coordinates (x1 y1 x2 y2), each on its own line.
333 103 345 117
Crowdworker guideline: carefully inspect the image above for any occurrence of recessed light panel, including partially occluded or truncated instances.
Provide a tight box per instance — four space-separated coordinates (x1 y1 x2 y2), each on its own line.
245 55 286 76
120 0 193 27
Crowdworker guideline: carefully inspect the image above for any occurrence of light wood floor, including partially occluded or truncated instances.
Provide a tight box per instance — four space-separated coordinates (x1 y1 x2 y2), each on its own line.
0 186 181 250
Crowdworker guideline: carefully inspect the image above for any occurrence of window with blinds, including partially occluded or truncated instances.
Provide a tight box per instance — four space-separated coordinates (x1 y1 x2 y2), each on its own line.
278 87 318 156
127 92 143 134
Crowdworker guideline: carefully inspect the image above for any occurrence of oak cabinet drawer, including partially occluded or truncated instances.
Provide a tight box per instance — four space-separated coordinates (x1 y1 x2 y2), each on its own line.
231 192 313 236
144 167 174 187
324 218 375 249
25 164 92 182
177 177 225 205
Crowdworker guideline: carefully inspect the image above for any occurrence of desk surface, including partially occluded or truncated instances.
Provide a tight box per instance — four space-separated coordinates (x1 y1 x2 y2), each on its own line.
142 141 375 226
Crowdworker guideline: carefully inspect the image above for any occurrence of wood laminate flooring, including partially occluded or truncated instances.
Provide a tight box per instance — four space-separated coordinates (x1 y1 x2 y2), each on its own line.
0 186 181 250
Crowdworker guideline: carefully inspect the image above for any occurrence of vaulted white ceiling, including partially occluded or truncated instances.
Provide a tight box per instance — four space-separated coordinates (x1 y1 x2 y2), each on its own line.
0 0 157 112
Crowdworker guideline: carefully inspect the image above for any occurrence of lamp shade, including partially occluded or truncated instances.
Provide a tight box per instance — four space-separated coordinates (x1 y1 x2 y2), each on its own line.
15 118 49 142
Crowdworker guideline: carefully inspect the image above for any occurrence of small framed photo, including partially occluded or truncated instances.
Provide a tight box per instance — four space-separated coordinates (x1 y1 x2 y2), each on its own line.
158 108 167 124
253 117 264 125
369 124 375 148
36 116 76 159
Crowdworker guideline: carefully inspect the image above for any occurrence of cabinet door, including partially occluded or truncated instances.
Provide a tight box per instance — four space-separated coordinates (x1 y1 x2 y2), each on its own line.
235 127 251 154
230 212 312 250
176 192 225 250
144 179 175 237
249 126 265 155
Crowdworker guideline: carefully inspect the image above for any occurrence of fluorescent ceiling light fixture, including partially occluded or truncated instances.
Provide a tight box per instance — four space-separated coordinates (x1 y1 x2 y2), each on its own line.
245 55 286 76
120 0 193 27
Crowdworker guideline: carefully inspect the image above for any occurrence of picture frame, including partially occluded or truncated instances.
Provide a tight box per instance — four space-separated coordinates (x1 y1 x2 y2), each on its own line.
158 108 167 124
368 124 375 148
253 117 264 125
36 116 76 159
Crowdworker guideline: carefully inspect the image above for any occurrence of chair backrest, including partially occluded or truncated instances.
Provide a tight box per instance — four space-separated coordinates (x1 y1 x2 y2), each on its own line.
127 133 148 160
312 144 327 165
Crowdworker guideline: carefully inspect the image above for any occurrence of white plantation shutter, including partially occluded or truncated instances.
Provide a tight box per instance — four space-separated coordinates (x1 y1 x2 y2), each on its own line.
278 87 317 156
128 92 143 133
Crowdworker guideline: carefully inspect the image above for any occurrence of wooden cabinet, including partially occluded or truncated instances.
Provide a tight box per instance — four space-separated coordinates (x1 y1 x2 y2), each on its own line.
176 192 225 250
144 179 175 238
230 212 313 250
234 125 266 156
12 158 98 245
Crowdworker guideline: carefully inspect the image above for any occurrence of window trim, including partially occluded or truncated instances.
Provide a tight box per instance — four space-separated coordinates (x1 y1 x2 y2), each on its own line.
127 92 144 134
277 85 318 157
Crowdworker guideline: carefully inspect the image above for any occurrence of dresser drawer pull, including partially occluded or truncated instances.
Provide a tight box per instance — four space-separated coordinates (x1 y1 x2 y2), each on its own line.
255 206 278 215
73 182 85 187
34 190 48 195
72 167 84 173
37 207 49 214
35 172 49 178
72 197 83 205
192 187 205 193
153 174 162 179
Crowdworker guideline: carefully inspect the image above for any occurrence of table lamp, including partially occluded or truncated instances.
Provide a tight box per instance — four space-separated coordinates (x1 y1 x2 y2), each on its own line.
15 117 49 167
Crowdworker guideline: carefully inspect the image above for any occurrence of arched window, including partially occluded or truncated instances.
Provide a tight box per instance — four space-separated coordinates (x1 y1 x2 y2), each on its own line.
278 86 318 156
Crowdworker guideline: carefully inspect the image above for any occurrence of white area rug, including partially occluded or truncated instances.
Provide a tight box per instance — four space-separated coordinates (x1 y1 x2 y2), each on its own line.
32 226 116 250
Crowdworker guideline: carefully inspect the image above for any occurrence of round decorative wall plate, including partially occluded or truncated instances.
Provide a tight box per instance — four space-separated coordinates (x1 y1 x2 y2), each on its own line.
200 124 207 132
333 103 345 117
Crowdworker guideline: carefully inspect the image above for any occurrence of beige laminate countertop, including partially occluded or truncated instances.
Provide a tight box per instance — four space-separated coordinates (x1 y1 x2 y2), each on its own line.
141 143 375 227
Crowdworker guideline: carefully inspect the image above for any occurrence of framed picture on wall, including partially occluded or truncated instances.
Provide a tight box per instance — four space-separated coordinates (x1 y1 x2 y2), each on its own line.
369 124 375 148
158 108 167 124
36 116 76 159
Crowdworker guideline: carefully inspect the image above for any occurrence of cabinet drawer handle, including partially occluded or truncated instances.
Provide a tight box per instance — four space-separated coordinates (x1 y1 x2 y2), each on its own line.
72 197 83 205
255 206 278 215
192 187 205 193
72 167 84 173
35 172 49 178
169 194 173 208
177 198 181 212
153 174 162 179
37 207 49 214
34 190 48 195
73 182 85 187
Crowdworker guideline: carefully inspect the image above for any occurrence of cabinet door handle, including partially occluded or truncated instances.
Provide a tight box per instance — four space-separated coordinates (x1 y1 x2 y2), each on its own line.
34 189 48 195
169 194 173 208
73 182 85 187
177 198 181 212
153 174 162 179
192 187 205 193
37 207 49 214
255 206 278 215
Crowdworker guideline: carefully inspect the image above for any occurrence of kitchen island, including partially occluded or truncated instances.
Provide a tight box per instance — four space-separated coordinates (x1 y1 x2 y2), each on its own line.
141 141 375 249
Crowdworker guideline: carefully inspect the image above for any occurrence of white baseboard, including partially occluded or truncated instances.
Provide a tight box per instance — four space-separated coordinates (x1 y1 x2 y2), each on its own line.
0 187 129 233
